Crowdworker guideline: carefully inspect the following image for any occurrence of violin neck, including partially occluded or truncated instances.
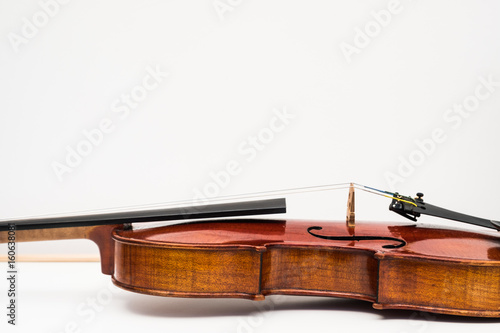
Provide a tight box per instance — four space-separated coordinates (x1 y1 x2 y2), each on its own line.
0 198 286 276
0 224 120 275
0 198 286 231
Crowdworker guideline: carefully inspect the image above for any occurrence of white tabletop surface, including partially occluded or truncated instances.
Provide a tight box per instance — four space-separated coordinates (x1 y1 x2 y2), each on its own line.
1 261 499 333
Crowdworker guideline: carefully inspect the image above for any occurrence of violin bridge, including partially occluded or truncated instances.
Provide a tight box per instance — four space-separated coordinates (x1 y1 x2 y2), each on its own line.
346 183 355 228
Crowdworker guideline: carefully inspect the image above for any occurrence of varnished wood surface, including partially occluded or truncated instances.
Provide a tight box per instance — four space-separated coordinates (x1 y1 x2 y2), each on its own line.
261 247 378 302
2 218 499 317
114 219 500 262
0 224 120 274
112 219 500 317
376 258 500 317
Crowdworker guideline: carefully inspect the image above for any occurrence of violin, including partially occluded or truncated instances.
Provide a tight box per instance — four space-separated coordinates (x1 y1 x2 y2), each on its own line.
1 183 499 318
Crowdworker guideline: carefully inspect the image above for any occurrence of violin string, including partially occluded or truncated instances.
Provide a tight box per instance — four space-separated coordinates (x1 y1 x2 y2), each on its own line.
0 182 353 221
355 185 418 207
0 182 403 222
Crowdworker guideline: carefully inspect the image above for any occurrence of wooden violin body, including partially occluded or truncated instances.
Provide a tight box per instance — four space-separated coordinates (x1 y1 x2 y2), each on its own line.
108 219 500 317
2 190 500 318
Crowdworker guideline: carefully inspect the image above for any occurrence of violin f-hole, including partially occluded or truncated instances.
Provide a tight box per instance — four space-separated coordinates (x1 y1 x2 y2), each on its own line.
307 226 406 249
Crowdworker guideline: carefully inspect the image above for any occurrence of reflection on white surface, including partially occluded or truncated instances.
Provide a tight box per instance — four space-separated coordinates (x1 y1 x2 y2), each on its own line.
0 262 498 332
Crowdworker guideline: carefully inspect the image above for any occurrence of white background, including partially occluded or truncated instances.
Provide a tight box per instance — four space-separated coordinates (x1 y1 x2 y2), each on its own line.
1 0 500 332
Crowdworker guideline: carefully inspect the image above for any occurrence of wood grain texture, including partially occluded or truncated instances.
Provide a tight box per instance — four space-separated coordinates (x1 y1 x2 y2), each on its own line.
3 218 499 317
261 246 377 301
0 224 120 275
113 240 264 299
375 256 500 317
0 255 100 262
111 219 500 317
